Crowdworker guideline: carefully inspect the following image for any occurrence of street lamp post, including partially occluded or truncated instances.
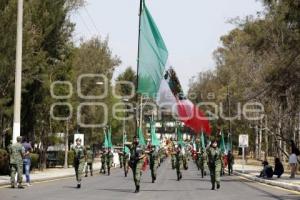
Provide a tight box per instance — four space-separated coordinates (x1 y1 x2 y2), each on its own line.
12 0 24 143
122 98 129 149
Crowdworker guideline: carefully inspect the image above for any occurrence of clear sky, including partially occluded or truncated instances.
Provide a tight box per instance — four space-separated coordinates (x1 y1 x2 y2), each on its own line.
71 0 263 92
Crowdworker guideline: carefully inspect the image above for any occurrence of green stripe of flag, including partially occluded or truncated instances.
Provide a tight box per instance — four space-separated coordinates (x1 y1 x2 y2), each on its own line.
137 0 168 97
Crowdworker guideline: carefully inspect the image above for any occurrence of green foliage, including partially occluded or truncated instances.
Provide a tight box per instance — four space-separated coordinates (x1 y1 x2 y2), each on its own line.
57 151 74 166
116 67 137 98
30 153 39 169
0 149 10 175
189 1 300 155
71 37 121 145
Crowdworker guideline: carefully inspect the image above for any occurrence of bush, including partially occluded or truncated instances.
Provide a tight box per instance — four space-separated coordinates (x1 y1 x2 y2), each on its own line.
30 153 39 169
57 151 75 167
0 149 10 175
68 151 74 166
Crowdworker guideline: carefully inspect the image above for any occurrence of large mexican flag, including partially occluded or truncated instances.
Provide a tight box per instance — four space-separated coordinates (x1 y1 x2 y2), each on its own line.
137 0 211 135
137 0 168 98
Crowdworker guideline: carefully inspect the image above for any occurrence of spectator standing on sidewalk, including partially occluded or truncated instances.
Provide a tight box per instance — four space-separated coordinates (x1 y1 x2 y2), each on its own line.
227 151 234 175
22 138 33 186
289 151 298 179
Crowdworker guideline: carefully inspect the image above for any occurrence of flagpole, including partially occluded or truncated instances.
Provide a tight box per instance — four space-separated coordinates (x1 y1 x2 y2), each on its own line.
136 0 143 136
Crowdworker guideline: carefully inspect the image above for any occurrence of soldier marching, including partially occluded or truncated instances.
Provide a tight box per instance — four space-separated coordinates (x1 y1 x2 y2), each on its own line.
72 138 87 189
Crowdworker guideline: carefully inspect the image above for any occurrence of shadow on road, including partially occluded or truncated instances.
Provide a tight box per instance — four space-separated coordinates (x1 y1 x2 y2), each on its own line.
97 188 133 193
240 180 299 200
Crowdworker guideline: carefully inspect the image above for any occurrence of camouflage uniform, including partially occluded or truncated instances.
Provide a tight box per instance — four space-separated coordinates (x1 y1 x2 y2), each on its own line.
100 151 106 174
8 137 25 188
227 151 234 175
149 147 159 183
158 148 165 167
175 148 184 181
122 151 130 177
170 142 176 170
129 142 145 193
207 146 222 190
73 144 86 187
85 146 94 177
118 151 124 168
198 149 208 178
183 152 188 170
106 150 114 176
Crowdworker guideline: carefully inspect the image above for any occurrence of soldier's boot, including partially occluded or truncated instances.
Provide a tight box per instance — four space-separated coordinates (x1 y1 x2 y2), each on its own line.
11 183 15 188
177 172 181 181
211 182 215 190
85 173 88 177
201 170 204 178
135 185 140 193
217 182 220 189
17 184 25 189
91 172 93 176
152 176 156 183
108 168 110 176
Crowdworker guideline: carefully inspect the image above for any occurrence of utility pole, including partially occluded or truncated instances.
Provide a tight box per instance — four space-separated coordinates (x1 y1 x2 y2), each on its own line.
255 125 259 159
259 118 263 160
122 98 129 149
12 0 24 143
123 110 126 149
64 119 69 169
264 117 269 160
227 86 232 134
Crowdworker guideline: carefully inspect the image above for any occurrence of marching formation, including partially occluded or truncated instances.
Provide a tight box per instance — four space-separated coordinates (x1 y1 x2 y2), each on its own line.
68 131 234 193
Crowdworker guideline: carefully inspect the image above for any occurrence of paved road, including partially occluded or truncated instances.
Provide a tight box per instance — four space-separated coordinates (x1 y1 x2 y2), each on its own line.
0 160 299 200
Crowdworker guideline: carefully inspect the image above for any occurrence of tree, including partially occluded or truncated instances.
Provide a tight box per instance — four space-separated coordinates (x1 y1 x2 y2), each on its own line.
188 0 300 161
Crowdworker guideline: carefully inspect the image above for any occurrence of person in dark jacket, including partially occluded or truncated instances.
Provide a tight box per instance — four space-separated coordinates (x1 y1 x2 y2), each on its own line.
259 161 273 178
273 158 284 178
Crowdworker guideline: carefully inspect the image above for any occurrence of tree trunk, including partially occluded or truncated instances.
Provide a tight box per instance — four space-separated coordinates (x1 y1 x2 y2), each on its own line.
264 118 269 160
64 120 69 169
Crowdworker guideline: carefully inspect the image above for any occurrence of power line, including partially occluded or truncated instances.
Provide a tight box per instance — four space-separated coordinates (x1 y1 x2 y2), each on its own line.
83 6 102 36
77 11 93 37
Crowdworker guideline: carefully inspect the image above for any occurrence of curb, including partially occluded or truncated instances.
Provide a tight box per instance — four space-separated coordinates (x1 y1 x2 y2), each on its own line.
0 167 103 187
234 171 300 192
0 174 75 187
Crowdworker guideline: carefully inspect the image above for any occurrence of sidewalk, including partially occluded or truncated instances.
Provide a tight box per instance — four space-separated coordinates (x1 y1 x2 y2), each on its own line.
232 163 300 192
0 162 102 187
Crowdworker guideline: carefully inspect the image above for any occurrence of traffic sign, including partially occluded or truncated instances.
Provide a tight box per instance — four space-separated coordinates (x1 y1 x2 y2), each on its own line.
239 134 249 148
